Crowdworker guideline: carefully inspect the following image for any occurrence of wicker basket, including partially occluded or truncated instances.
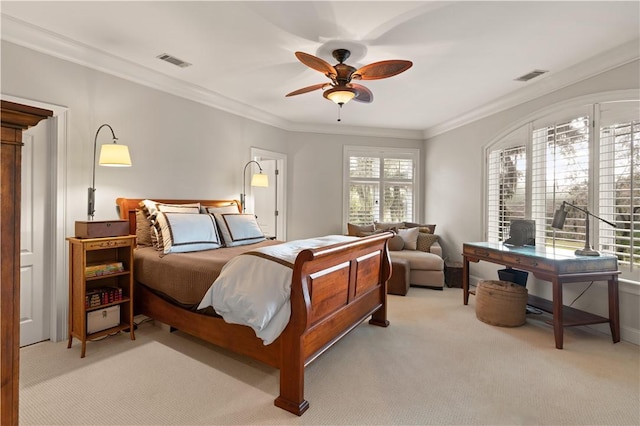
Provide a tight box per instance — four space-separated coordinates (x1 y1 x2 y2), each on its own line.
475 280 528 327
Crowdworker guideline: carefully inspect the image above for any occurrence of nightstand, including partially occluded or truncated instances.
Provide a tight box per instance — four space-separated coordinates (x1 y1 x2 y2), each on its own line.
66 235 136 357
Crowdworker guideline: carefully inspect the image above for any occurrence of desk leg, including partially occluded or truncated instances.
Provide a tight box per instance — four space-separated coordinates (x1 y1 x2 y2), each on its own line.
552 279 564 349
609 275 620 343
463 257 470 305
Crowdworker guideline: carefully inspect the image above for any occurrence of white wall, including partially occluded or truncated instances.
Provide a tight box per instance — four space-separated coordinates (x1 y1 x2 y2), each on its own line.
1 41 289 232
286 131 423 239
424 59 640 344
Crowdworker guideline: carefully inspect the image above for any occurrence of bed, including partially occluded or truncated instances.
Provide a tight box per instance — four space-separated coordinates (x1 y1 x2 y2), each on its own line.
116 197 392 416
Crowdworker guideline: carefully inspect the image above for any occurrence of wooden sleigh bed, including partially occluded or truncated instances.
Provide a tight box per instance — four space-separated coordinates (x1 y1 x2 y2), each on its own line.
116 197 392 416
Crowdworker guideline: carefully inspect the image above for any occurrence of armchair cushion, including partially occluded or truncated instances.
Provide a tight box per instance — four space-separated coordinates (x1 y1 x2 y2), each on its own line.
417 233 439 252
391 250 444 271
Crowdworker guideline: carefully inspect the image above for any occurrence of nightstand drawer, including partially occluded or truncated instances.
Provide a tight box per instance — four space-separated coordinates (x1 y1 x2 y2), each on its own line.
85 238 133 250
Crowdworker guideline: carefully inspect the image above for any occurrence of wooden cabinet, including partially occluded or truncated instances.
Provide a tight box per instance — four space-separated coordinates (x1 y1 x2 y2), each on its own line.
67 235 136 357
1 100 52 425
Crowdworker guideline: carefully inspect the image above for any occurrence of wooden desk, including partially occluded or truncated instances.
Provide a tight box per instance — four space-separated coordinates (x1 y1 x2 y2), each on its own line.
462 242 620 349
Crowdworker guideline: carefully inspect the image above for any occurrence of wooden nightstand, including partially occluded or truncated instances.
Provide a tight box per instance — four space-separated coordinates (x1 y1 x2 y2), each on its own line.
66 235 136 357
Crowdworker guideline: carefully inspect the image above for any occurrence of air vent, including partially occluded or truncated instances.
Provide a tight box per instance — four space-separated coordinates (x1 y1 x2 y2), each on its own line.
157 53 192 68
514 69 548 82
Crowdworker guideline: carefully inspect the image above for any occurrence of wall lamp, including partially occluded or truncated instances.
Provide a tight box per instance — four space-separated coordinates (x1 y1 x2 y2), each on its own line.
551 201 616 256
241 160 268 213
88 124 132 219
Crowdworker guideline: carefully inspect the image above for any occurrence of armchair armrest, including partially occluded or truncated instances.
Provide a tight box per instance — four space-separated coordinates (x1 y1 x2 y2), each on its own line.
429 241 442 257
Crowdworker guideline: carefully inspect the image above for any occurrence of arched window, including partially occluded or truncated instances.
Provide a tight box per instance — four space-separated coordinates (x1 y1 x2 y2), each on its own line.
486 97 639 279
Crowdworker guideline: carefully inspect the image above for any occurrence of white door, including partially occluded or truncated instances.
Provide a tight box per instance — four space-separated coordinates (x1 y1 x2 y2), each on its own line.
253 159 277 237
252 149 287 240
20 120 50 346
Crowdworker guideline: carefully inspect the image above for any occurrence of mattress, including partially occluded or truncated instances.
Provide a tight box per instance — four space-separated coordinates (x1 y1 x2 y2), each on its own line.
134 240 281 310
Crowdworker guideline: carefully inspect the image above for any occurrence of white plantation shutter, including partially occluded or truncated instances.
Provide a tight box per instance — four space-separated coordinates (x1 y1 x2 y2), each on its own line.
598 101 640 269
485 99 639 278
345 147 418 225
532 116 590 250
487 146 527 243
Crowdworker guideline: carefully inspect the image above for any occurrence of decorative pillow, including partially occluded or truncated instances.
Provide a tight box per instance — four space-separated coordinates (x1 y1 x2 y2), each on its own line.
203 204 239 214
347 223 375 237
397 227 419 250
214 213 266 247
139 199 200 218
374 221 405 231
387 234 405 251
135 209 153 247
417 233 439 252
155 212 222 254
404 222 436 234
138 201 202 250
156 203 201 214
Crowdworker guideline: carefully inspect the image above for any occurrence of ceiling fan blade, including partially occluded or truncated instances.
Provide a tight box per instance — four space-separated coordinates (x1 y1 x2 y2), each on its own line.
294 52 337 77
352 60 413 80
351 83 373 103
285 83 329 97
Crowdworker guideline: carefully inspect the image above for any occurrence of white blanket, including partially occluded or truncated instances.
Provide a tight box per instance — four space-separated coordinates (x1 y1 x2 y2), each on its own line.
197 235 357 345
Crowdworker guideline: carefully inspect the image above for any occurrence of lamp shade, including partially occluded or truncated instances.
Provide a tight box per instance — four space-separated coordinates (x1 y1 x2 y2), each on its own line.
324 87 357 105
99 143 132 167
251 173 269 188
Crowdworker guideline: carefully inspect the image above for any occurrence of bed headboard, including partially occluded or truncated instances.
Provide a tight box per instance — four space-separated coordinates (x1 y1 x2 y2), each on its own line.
116 198 242 236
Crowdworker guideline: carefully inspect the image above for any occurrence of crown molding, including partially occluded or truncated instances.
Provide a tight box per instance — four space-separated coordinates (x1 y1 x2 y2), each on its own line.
1 15 423 140
423 39 640 139
4 15 636 142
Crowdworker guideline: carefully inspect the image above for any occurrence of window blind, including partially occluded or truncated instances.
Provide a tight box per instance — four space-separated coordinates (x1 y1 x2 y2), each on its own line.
345 149 417 225
599 104 640 268
487 146 526 242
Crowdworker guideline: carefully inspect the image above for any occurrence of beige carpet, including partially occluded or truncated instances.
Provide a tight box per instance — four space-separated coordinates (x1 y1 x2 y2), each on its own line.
20 288 639 425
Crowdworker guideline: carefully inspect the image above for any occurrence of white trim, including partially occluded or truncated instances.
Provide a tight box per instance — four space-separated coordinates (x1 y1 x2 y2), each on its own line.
425 39 640 139
1 15 423 141
250 147 287 241
2 94 69 343
4 14 636 141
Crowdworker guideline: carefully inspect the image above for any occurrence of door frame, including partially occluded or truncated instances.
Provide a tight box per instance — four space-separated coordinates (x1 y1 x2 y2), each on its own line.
250 147 287 241
3 94 68 343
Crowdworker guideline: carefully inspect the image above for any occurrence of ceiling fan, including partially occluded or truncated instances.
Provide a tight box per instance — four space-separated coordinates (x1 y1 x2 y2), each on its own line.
285 49 413 106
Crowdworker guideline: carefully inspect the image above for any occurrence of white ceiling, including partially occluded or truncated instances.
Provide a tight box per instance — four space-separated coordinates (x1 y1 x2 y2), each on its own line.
2 1 639 139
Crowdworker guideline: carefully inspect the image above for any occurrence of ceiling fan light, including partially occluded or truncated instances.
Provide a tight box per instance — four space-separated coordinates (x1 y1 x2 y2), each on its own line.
324 87 356 105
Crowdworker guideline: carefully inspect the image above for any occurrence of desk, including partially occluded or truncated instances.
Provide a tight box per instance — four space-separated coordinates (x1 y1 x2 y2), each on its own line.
462 242 620 349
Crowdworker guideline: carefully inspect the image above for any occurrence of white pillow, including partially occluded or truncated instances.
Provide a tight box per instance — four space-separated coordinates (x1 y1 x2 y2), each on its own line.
397 227 419 250
156 212 222 254
214 213 266 247
204 205 239 214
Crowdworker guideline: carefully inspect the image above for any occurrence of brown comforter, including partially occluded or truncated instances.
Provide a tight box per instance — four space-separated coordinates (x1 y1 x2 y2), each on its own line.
134 240 281 309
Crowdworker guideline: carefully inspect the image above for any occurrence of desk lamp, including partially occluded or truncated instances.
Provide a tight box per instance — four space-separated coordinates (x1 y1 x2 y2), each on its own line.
551 201 616 256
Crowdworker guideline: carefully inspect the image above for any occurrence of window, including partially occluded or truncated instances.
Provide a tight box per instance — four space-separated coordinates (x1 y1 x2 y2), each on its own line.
344 146 419 226
486 100 640 277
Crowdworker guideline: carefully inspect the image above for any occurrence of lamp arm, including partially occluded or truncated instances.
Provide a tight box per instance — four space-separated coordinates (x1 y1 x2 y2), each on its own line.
89 124 118 218
562 201 617 228
92 124 118 190
242 160 263 213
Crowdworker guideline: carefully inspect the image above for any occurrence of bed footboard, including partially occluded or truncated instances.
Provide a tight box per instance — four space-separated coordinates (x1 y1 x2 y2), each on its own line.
115 197 392 416
276 232 392 415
